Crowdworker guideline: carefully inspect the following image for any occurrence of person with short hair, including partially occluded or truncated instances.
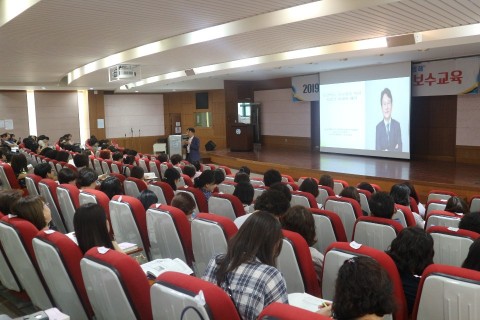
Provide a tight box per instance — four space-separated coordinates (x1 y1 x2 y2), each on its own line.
386 227 434 314
299 178 319 199
238 166 250 176
182 164 196 178
319 174 334 190
184 127 200 162
77 168 98 190
157 153 169 163
462 238 480 272
357 181 375 194
137 189 158 211
56 151 70 163
100 176 123 199
203 211 288 320
459 212 480 234
11 195 52 231
269 182 292 202
130 166 145 180
319 256 396 319
33 163 55 179
234 172 250 184
73 203 122 254
170 154 183 166
369 191 395 219
0 190 22 214
57 167 77 185
171 192 196 220
281 205 324 283
73 154 89 169
213 168 225 185
194 170 216 201
112 152 123 162
390 184 424 228
263 169 282 187
376 88 402 151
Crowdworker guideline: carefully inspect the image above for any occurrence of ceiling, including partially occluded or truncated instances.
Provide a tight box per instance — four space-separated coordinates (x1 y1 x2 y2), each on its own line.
0 0 479 93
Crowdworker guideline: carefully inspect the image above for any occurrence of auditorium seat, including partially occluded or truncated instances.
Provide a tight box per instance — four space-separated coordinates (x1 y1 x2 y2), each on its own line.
409 196 420 214
290 190 319 209
92 157 103 175
412 264 480 320
425 199 448 216
253 186 268 200
0 213 22 292
101 159 111 174
218 180 236 194
81 247 152 320
56 184 80 232
55 161 66 174
277 230 321 296
110 195 150 259
33 230 93 320
0 216 53 309
191 213 238 276
393 204 417 227
79 189 112 229
427 189 457 202
148 181 174 205
109 172 126 184
25 173 42 196
333 179 348 195
159 162 172 178
152 271 241 320
124 176 148 197
258 302 331 320
38 178 67 233
352 216 403 251
177 186 209 213
283 181 299 191
180 174 193 187
317 185 335 208
281 174 295 183
297 176 319 186
427 226 480 267
148 159 161 178
310 208 348 254
425 210 461 229
250 177 265 187
324 196 363 241
138 158 150 173
146 204 194 267
322 242 407 320
111 161 122 174
208 193 246 221
469 194 480 213
0 162 25 193
357 189 372 214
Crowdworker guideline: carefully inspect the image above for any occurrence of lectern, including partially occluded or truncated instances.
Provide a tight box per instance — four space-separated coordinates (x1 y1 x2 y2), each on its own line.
230 124 254 151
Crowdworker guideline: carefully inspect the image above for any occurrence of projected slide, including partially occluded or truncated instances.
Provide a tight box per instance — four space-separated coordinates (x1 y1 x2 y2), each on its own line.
319 76 410 159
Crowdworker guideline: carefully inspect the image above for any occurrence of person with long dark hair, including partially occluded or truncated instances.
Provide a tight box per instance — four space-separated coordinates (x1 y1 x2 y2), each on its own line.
462 238 480 271
73 203 122 254
202 211 287 320
390 183 424 228
162 167 181 191
10 153 28 188
386 227 434 315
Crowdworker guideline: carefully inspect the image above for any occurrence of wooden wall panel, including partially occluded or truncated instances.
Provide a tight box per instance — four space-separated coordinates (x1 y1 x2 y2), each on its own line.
261 135 311 151
0 91 29 138
88 90 106 140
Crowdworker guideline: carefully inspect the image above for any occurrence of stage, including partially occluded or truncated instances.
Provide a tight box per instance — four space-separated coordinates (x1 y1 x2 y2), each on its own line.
206 148 480 203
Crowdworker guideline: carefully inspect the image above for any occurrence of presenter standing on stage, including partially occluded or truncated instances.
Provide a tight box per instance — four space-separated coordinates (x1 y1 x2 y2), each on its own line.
184 127 200 162
375 88 402 152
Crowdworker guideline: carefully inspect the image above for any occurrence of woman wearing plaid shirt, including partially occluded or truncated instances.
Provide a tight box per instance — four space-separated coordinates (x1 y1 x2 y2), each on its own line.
203 211 288 320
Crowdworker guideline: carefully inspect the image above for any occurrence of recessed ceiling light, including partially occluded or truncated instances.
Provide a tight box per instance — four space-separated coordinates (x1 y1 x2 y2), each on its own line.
89 87 94 90
135 90 139 93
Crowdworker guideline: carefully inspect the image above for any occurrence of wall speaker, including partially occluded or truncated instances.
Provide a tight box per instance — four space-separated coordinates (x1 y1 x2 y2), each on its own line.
386 33 422 47
205 140 216 151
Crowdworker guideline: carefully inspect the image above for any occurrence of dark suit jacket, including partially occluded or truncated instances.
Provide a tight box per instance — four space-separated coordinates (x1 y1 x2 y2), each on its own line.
187 136 200 162
375 119 402 151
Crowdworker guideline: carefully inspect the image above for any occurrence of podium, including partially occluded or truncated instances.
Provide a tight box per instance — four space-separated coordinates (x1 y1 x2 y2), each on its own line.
230 124 254 151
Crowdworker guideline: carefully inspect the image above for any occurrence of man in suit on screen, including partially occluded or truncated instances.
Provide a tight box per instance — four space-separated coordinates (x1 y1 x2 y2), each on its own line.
376 88 402 151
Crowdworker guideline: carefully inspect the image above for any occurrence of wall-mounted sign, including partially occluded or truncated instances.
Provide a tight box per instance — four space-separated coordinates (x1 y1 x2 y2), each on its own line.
292 74 320 102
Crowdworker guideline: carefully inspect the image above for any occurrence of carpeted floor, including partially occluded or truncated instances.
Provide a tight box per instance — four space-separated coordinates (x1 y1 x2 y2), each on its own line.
0 285 36 318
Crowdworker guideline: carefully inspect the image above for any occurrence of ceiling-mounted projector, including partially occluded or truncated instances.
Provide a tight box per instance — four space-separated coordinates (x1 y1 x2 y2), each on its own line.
109 64 140 82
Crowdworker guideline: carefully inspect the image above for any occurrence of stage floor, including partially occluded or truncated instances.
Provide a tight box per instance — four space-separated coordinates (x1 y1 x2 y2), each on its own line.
207 148 480 201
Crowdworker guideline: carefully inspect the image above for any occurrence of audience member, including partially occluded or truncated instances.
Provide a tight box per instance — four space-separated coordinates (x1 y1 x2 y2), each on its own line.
390 184 424 227
233 181 254 212
10 154 28 188
99 150 111 160
0 190 22 214
182 164 196 179
202 211 287 320
386 227 434 314
401 181 425 217
73 154 89 169
157 153 169 163
461 238 480 271
170 154 183 166
281 205 323 283
238 166 251 176
100 176 123 199
458 212 480 234
137 189 158 211
269 182 292 202
263 169 282 187
43 148 58 160
112 152 123 162
194 170 216 201
130 166 145 180
11 195 51 231
340 186 367 216
319 256 396 319
444 196 469 215
56 151 70 163
33 163 55 179
37 135 49 150
369 191 395 219
299 178 319 199
234 189 291 228
357 181 375 194
319 174 334 190
162 167 181 191
171 192 196 220
77 168 98 190
57 167 77 185
214 168 225 185
73 203 122 254
234 172 250 184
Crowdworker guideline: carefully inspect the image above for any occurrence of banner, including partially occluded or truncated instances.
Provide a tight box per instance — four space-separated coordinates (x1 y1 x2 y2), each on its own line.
292 74 319 101
412 56 479 96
